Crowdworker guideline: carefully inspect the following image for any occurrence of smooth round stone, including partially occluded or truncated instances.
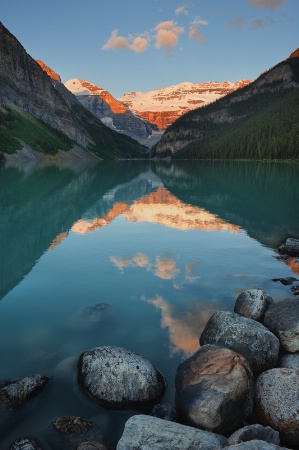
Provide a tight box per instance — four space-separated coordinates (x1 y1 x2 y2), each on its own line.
234 289 273 321
78 346 165 409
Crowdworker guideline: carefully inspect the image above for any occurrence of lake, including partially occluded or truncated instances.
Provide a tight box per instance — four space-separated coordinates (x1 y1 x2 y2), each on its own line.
0 159 299 448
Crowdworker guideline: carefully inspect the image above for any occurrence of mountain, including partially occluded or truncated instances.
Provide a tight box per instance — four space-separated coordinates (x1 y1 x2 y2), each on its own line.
0 22 147 160
152 50 299 160
118 80 251 131
64 78 161 148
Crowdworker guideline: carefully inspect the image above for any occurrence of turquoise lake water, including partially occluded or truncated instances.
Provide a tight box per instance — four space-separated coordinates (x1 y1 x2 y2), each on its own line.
0 160 298 448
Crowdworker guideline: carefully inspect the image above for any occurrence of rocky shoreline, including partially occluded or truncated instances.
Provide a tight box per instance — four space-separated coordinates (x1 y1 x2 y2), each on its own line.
1 238 299 450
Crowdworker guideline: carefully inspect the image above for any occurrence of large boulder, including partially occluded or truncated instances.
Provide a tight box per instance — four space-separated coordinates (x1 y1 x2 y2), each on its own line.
78 346 165 409
116 414 227 450
234 289 274 322
175 345 253 435
0 374 50 426
278 238 299 256
255 368 299 447
227 424 280 446
263 298 299 352
199 311 279 375
46 416 104 450
226 441 288 449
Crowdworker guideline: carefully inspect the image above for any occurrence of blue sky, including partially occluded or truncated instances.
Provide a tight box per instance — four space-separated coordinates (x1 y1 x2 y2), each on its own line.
1 0 298 97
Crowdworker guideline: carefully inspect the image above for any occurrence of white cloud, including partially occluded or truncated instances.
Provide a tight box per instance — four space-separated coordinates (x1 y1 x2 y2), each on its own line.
102 29 149 53
190 16 209 26
249 0 286 10
175 6 188 16
155 20 184 53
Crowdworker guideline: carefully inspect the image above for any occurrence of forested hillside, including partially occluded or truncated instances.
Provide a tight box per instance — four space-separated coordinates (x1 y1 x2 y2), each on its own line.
153 53 299 160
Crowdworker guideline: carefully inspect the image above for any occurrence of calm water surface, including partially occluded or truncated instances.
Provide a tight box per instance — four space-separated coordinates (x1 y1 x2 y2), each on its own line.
0 160 299 448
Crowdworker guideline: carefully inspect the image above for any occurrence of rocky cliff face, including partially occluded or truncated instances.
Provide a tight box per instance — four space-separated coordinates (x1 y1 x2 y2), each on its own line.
65 79 160 147
36 60 61 82
0 22 146 158
118 80 251 131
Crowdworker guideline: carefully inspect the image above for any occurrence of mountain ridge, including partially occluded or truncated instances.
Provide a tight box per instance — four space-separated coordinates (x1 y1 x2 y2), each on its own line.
152 49 299 160
117 79 251 130
0 22 147 160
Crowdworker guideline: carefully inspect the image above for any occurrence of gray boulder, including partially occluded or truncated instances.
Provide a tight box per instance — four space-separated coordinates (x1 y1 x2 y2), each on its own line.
199 311 279 375
255 368 299 447
234 290 274 322
9 438 43 450
278 238 299 256
226 440 288 449
116 414 227 450
0 374 50 426
227 424 280 446
78 346 165 409
46 416 103 450
263 298 299 352
175 345 253 435
278 351 299 370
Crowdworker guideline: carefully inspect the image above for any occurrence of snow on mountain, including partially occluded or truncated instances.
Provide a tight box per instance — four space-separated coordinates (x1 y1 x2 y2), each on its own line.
118 80 251 130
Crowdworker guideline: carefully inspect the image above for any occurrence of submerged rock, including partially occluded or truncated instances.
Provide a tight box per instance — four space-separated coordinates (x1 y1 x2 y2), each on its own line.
263 298 299 352
255 368 299 447
116 414 227 450
278 238 299 256
78 346 165 409
199 311 279 375
234 289 274 322
175 345 253 435
9 437 43 450
46 416 103 450
69 303 113 329
77 443 115 450
227 424 280 446
0 374 50 426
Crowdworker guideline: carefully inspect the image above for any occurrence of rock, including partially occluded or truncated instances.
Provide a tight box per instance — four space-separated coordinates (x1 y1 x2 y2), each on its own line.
278 352 299 370
77 441 115 450
175 345 253 435
278 238 299 256
255 368 299 447
9 437 43 450
46 416 103 450
78 346 165 409
226 440 288 449
0 374 50 426
263 298 299 352
272 277 298 285
149 402 180 422
116 414 227 450
199 311 279 375
273 254 292 261
227 424 280 445
290 284 299 295
234 290 274 322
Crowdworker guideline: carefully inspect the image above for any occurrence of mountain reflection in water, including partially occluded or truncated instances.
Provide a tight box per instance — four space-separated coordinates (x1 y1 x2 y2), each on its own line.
0 159 299 447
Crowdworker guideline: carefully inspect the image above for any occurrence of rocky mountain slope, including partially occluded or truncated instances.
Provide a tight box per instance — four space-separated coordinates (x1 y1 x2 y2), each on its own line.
0 22 147 160
152 50 299 160
118 80 251 130
64 78 161 148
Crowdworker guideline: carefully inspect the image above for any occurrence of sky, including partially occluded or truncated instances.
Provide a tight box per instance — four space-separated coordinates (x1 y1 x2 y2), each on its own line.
1 0 298 98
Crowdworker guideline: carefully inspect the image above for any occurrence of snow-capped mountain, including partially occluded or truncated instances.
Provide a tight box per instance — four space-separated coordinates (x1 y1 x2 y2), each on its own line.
118 80 251 130
64 79 161 147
